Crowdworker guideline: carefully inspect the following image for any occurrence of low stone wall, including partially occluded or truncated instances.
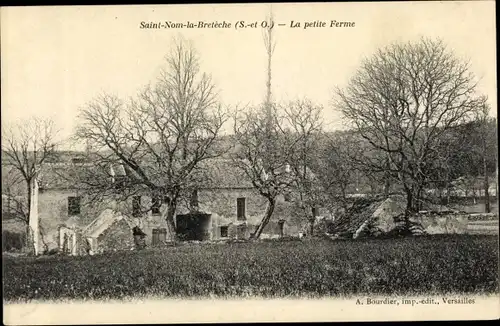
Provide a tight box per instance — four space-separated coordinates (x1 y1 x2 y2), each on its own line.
412 213 468 234
467 213 498 221
411 211 498 235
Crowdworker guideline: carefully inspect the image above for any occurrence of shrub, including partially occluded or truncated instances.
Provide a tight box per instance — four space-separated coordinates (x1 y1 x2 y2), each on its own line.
2 231 26 252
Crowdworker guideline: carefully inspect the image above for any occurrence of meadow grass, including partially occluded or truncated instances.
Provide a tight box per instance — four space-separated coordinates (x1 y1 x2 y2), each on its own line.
3 234 498 302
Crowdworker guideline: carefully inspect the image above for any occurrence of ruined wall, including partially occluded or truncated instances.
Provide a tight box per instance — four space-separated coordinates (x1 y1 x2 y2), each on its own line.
36 190 173 250
37 189 114 252
96 218 135 253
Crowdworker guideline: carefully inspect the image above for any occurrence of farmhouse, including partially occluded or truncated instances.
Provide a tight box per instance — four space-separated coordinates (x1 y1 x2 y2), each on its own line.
2 152 315 255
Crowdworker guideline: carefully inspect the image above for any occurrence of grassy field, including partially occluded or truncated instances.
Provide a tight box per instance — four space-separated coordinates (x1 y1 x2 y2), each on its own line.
3 235 499 302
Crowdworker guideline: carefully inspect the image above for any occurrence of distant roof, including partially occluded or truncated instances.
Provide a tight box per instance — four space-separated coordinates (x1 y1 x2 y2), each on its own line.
2 142 316 191
2 157 255 191
196 158 254 189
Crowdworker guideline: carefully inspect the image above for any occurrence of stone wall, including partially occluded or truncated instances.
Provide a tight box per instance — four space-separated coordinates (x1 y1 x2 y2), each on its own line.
96 218 135 253
412 212 469 234
35 187 318 253
198 188 309 239
37 189 117 252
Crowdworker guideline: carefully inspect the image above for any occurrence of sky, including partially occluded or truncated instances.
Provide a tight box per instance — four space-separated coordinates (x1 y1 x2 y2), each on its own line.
1 1 497 149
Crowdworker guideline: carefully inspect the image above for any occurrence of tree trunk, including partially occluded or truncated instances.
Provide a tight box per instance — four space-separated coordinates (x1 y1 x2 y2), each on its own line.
415 186 423 212
483 158 490 213
24 223 31 252
164 201 178 242
446 182 451 206
26 182 35 254
481 119 491 213
438 186 444 204
442 171 449 205
340 186 348 211
251 197 276 239
404 189 414 226
496 165 498 201
309 218 315 237
384 158 391 196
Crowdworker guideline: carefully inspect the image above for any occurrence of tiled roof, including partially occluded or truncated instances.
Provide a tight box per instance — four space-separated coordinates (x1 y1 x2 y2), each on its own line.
2 146 308 191
196 159 254 189
2 158 256 191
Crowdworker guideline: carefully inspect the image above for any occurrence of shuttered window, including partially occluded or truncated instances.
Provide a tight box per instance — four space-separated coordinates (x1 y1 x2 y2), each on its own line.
68 196 81 216
237 197 246 221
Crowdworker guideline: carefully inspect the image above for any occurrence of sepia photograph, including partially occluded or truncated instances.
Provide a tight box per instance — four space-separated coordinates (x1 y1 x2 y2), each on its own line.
1 1 498 324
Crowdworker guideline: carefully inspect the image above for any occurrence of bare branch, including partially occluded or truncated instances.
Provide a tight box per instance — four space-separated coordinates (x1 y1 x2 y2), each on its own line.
333 37 486 216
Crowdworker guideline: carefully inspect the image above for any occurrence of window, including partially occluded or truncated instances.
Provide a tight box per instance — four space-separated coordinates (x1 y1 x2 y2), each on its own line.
312 206 319 217
237 197 246 221
190 190 199 209
68 196 81 216
163 196 171 206
284 192 291 202
151 195 161 215
220 226 228 238
132 196 141 217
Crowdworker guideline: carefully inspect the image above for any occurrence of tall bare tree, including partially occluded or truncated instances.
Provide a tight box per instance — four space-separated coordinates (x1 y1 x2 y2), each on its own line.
262 7 276 120
283 99 324 236
334 38 486 223
232 105 295 239
315 131 359 209
1 117 59 251
232 9 285 239
74 37 228 241
475 104 496 212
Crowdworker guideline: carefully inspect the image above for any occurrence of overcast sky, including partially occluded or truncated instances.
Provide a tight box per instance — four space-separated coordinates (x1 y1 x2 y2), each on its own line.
1 2 496 149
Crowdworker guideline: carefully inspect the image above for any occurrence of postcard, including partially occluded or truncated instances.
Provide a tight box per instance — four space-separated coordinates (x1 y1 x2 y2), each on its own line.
1 1 498 324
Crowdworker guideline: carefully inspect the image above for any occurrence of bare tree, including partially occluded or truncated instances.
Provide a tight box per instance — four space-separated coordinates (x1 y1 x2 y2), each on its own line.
1 117 59 251
232 105 295 239
334 38 486 223
2 166 28 223
230 8 285 240
74 37 228 241
475 104 496 212
316 131 359 209
283 99 324 236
